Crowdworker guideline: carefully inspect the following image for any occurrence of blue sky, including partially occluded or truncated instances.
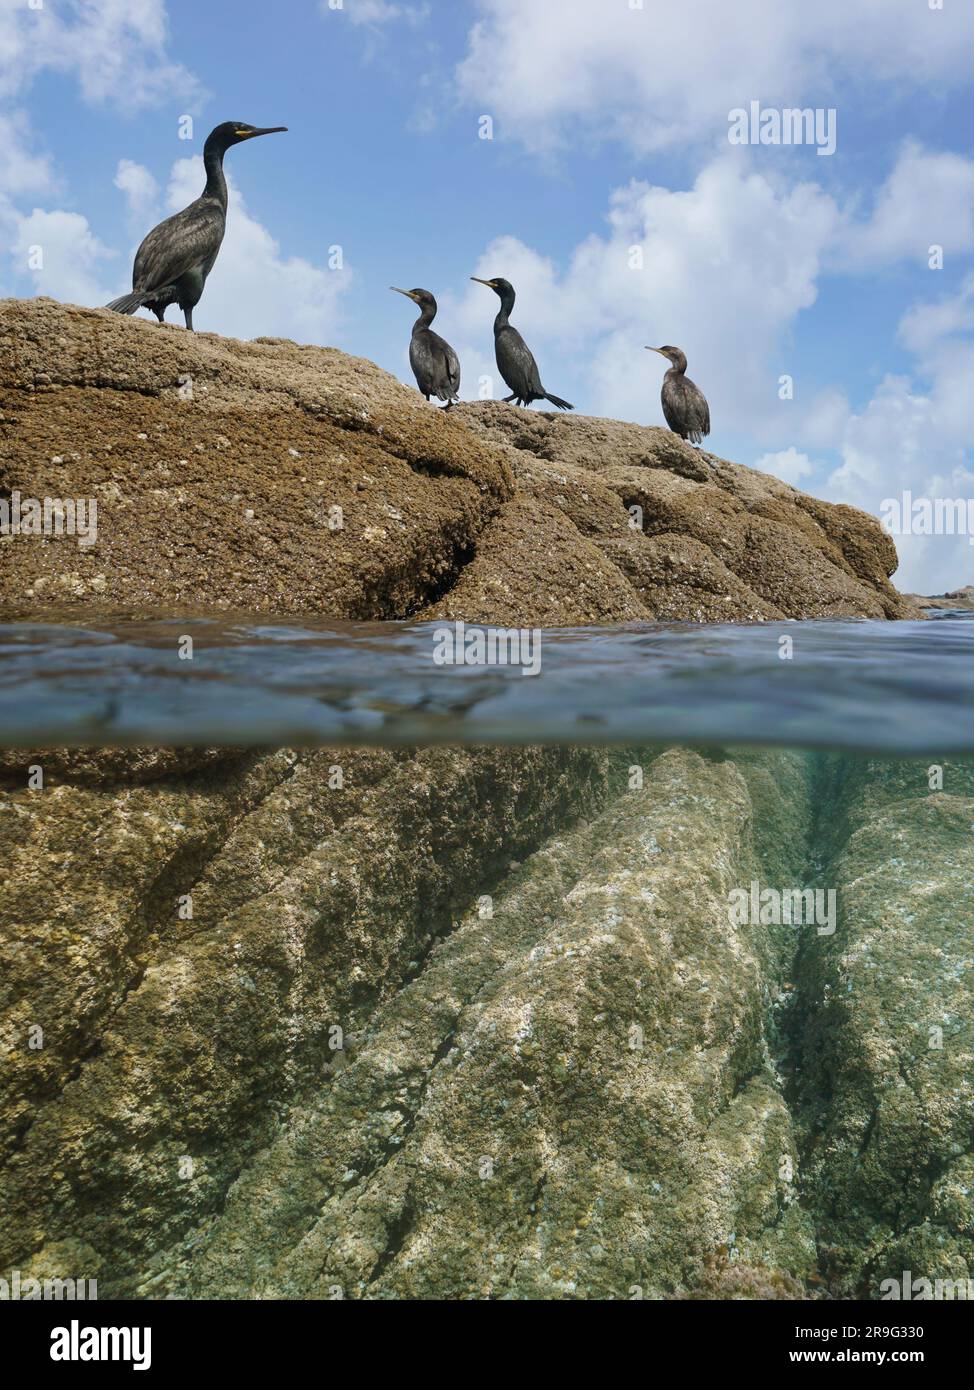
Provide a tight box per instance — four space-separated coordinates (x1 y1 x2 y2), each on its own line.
2 0 974 591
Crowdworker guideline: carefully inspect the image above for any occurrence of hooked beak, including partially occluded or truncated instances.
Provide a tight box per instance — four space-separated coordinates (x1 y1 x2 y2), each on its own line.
470 277 495 288
645 347 667 356
239 126 288 139
390 287 419 301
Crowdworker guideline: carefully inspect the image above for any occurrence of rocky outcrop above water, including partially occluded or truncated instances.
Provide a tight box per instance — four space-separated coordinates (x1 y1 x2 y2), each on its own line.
910 586 974 612
0 298 919 623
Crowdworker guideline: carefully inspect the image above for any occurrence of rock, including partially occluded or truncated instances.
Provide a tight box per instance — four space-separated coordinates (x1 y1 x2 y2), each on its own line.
0 299 919 623
0 744 614 1286
909 586 974 611
795 758 974 1298
136 750 816 1301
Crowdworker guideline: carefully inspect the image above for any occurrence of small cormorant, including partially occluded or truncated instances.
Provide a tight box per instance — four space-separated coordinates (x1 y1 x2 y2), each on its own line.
390 287 461 406
646 345 711 445
471 277 573 410
105 121 287 331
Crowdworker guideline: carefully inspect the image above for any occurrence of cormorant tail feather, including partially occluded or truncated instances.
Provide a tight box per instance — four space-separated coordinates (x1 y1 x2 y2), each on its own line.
105 291 150 315
544 393 574 411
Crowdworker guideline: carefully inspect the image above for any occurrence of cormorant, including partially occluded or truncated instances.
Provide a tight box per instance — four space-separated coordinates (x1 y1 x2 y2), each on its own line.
646 345 711 445
471 277 573 410
390 287 460 406
105 121 287 331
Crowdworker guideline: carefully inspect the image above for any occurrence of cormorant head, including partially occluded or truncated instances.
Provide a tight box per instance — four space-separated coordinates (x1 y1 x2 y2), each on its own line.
646 345 688 372
471 276 515 301
205 122 289 154
391 287 436 312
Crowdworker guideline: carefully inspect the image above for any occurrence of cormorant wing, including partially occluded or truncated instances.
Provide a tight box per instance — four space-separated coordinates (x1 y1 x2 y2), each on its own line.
440 336 461 396
662 375 711 439
132 198 226 296
496 325 543 397
684 376 711 437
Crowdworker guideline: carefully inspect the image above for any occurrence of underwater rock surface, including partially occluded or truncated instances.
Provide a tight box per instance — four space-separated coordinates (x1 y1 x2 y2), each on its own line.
3 741 970 1298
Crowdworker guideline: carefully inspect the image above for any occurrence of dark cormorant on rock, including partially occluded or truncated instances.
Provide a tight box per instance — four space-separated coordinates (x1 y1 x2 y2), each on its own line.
390 287 461 407
646 345 711 445
105 121 287 331
471 276 573 410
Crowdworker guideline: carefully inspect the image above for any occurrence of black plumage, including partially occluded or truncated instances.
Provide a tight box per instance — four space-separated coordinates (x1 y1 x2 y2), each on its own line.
646 345 711 444
106 121 287 332
391 287 460 406
471 277 573 410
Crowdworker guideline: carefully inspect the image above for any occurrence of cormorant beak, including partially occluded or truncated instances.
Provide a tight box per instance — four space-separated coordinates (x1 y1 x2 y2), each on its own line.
237 126 288 139
470 277 496 289
645 347 667 356
390 287 419 302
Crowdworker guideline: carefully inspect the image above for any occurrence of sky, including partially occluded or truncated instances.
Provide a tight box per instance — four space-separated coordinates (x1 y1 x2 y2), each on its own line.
2 0 974 592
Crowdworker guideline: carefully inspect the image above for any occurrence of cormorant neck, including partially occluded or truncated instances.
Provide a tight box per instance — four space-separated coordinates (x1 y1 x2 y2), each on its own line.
493 289 515 332
202 138 229 206
412 303 436 332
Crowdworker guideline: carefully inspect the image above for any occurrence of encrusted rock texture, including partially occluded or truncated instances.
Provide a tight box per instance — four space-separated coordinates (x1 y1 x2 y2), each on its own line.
0 298 919 623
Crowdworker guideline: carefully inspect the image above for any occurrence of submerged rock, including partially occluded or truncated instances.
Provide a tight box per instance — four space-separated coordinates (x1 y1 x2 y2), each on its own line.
795 758 974 1298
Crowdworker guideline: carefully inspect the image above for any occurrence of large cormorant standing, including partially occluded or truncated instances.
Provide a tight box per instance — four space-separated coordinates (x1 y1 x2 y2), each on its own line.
646 345 711 445
105 121 287 331
471 277 573 410
390 287 460 406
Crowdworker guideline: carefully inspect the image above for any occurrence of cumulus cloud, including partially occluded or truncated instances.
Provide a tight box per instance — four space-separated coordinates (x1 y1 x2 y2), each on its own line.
0 0 202 111
0 112 55 199
114 158 160 230
840 142 974 269
443 161 842 427
824 373 974 594
456 0 974 154
755 447 817 486
7 207 117 306
898 273 974 356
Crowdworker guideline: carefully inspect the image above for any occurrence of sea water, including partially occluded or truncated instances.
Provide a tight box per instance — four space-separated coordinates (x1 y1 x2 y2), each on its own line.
0 610 971 751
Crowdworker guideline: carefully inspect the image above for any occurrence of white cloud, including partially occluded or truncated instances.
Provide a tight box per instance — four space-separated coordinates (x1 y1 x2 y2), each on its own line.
841 142 974 269
898 273 974 356
445 161 841 427
114 158 160 230
7 207 117 306
755 447 817 486
825 374 974 593
0 111 55 199
457 0 974 154
0 0 202 111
